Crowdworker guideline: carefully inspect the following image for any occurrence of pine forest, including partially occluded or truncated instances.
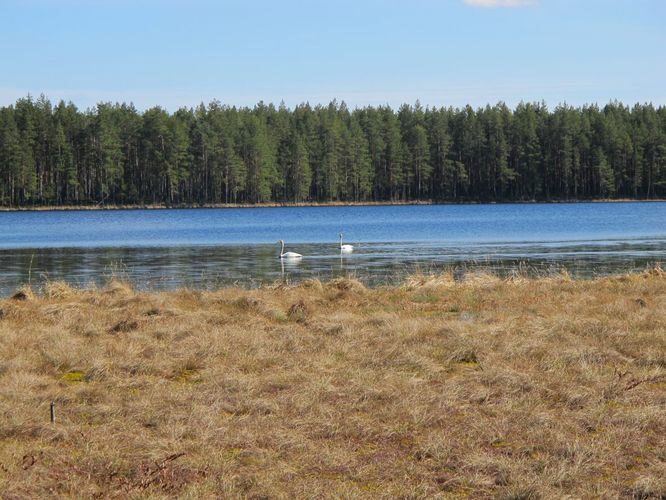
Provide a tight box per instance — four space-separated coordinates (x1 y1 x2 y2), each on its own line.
1 96 665 207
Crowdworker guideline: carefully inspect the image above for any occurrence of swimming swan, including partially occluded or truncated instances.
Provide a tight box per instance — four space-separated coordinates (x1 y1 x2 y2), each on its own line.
339 233 354 253
278 240 302 259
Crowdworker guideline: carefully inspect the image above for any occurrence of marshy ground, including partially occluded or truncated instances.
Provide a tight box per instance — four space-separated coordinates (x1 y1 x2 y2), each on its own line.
0 270 665 498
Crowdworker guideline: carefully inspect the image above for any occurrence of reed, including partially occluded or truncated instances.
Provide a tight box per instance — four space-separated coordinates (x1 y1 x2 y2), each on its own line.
0 270 664 497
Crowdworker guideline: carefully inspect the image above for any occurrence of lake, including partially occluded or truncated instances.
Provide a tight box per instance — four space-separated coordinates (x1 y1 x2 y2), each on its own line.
1 202 665 295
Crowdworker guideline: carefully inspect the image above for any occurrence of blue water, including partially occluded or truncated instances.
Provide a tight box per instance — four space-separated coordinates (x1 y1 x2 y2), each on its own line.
2 203 665 248
0 202 664 294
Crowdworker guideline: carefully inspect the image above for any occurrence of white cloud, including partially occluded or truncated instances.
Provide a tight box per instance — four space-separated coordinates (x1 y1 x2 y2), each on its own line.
464 0 535 7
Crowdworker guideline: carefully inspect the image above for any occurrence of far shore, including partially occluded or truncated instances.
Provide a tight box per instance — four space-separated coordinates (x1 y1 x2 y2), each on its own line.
1 198 665 212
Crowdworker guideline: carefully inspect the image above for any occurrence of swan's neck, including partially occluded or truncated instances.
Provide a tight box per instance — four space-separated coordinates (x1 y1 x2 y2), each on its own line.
280 241 285 256
339 235 343 248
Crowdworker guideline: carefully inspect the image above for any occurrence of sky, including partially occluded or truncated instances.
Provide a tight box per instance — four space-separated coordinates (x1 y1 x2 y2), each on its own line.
0 0 664 111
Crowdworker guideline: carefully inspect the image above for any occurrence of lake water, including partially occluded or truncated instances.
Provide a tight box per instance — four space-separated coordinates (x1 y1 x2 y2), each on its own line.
1 202 665 295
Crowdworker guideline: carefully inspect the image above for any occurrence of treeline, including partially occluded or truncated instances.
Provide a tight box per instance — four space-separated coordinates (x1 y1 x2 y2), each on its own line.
0 95 665 206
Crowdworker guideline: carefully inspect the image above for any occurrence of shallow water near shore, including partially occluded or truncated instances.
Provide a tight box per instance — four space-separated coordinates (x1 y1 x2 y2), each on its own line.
1 202 665 295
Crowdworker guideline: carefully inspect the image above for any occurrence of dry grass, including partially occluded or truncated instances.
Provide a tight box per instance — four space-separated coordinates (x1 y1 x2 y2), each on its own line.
0 271 665 498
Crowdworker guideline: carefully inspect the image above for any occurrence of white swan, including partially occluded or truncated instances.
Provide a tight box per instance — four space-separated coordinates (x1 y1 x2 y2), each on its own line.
278 240 302 259
339 233 354 253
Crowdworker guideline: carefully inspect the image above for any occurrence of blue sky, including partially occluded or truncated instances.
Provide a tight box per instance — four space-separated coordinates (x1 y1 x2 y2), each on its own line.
1 0 664 110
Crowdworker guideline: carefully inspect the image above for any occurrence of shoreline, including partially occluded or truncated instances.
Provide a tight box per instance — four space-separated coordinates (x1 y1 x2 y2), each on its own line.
2 265 664 299
6 266 664 296
1 198 665 212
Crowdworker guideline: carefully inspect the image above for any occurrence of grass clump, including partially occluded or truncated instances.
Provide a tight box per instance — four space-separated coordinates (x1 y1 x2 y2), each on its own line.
61 370 86 382
10 286 34 301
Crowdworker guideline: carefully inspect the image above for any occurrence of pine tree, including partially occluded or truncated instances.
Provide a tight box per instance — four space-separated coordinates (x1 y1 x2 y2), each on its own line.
347 117 371 201
0 108 22 205
241 115 277 203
